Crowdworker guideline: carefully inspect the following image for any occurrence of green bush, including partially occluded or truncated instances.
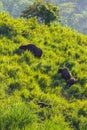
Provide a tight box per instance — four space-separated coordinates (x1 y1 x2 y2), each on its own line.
0 104 36 130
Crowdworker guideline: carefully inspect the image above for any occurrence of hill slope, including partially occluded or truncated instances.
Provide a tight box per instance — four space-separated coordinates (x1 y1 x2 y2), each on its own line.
0 0 87 34
0 13 87 130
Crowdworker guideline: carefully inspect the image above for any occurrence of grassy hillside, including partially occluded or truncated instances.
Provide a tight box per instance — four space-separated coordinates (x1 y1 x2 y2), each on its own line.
0 13 87 130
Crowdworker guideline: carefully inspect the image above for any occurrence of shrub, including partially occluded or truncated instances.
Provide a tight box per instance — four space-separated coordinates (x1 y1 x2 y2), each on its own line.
0 103 36 130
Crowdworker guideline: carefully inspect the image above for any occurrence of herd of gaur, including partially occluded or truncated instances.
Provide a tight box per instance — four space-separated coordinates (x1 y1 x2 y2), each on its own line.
19 43 77 108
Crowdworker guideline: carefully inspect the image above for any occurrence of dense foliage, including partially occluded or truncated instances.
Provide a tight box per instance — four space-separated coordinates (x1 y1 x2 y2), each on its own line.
21 0 59 25
0 13 87 130
0 0 87 33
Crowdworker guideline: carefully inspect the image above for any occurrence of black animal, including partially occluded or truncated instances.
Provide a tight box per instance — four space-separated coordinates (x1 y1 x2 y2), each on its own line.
19 44 42 58
58 67 72 81
66 77 77 87
37 102 51 108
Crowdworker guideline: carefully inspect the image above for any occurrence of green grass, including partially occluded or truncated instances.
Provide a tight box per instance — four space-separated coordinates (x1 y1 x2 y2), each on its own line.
0 12 87 130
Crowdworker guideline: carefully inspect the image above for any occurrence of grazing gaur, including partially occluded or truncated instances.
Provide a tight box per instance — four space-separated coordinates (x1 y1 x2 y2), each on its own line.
19 44 42 58
58 67 72 81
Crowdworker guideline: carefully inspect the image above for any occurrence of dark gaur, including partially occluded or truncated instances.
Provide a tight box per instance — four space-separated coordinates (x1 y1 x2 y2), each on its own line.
19 44 42 58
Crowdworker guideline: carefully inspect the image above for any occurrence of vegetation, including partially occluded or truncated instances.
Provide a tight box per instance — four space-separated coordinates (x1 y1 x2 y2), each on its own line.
21 0 59 25
0 12 87 130
0 0 87 33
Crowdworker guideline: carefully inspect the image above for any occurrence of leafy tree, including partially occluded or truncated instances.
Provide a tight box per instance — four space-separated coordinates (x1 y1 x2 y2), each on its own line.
21 0 59 24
